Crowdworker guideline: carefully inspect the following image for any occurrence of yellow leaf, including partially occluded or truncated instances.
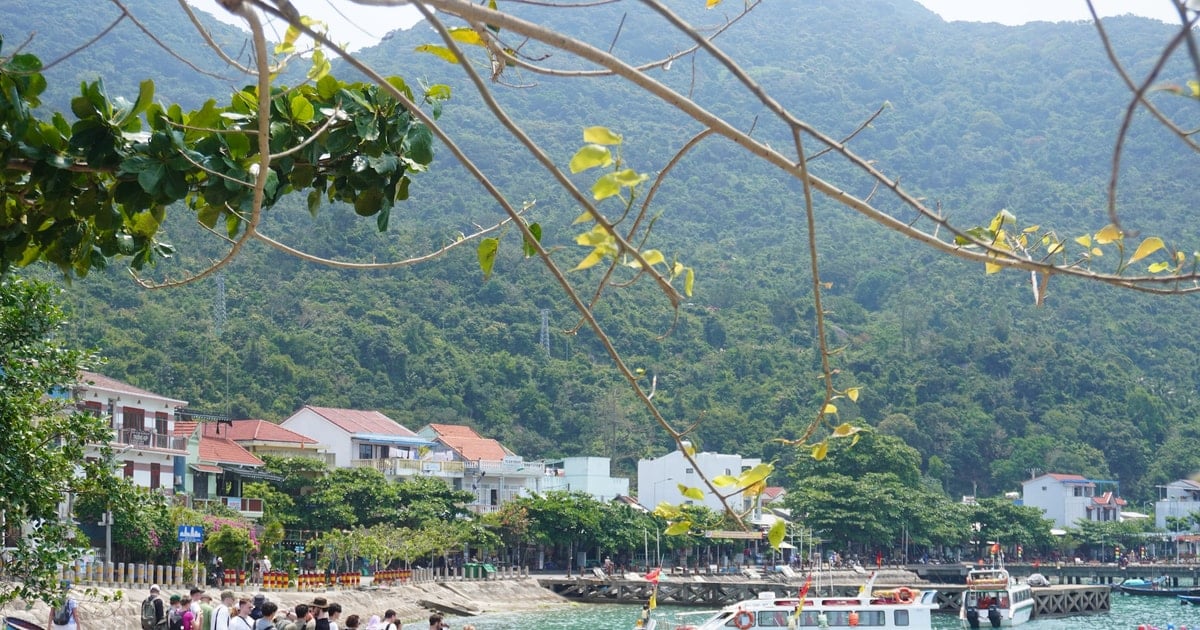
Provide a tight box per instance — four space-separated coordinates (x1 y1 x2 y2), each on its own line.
712 474 739 487
1075 234 1092 248
684 267 695 297
1095 224 1123 244
653 502 682 519
568 144 612 173
573 250 605 271
767 519 787 549
831 422 860 437
737 463 774 489
811 441 828 461
447 27 484 46
572 211 595 225
1091 247 1103 257
823 403 837 415
680 485 705 501
1148 261 1171 273
1022 225 1041 233
1046 241 1064 255
575 225 611 247
706 0 722 6
414 44 460 64
683 441 696 456
583 126 622 145
1130 237 1165 263
846 387 860 402
985 261 1002 275
664 520 692 536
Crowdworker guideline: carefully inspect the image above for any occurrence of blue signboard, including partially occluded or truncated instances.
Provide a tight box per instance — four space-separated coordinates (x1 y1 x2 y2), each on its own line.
178 525 204 543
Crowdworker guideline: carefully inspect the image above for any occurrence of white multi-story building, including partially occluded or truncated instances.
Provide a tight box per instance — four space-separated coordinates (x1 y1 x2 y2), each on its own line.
1155 479 1200 531
637 444 762 516
1021 473 1125 528
537 457 629 501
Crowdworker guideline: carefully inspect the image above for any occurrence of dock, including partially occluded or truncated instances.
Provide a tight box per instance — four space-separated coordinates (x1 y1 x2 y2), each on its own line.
537 574 1110 618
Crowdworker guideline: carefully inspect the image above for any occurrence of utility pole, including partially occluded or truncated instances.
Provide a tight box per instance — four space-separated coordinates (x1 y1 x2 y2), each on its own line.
99 510 113 563
539 309 550 355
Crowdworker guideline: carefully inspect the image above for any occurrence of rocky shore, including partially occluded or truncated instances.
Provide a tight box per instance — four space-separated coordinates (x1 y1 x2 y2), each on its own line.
1 579 569 630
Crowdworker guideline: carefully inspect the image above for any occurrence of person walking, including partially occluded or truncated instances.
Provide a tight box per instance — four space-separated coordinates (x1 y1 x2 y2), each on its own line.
142 585 168 630
48 581 81 630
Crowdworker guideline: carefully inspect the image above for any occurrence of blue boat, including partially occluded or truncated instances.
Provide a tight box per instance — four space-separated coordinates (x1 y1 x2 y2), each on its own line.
4 617 44 630
1180 594 1200 605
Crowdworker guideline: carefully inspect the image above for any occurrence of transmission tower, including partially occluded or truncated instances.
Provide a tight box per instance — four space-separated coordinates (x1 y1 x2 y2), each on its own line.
540 309 550 355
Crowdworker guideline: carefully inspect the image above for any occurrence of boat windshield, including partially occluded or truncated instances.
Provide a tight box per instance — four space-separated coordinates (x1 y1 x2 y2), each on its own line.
965 592 1010 609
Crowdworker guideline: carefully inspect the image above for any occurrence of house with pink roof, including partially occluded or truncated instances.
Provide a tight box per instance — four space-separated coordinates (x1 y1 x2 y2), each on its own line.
280 405 439 476
220 418 335 469
1021 472 1126 528
73 371 189 493
171 421 274 519
417 423 545 514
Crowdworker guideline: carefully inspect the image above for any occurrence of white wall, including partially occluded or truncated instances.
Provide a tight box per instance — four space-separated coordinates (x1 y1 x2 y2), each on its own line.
281 409 353 467
638 450 760 514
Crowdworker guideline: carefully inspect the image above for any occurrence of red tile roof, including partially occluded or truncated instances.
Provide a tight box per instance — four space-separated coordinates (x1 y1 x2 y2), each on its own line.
762 486 787 502
1092 491 1127 507
210 419 318 444
306 406 414 435
77 371 187 405
174 421 199 438
199 434 264 467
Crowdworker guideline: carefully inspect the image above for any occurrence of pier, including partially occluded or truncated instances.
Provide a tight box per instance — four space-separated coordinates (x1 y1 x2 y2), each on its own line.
537 574 1111 618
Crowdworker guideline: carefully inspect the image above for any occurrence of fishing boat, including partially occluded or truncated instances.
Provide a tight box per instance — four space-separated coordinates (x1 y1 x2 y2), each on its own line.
959 564 1036 628
1118 576 1200 597
1179 594 1200 605
678 572 937 630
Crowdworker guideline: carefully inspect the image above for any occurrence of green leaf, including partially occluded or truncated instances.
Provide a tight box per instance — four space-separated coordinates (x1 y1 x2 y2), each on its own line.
679 484 705 501
290 95 315 123
522 223 542 257
478 237 499 280
664 520 692 536
569 144 612 173
405 125 434 165
1130 237 1165 264
767 518 786 549
583 126 622 145
415 44 460 64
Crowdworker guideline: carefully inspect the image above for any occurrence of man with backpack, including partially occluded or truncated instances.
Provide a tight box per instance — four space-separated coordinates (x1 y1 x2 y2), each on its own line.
48 580 80 630
141 585 168 630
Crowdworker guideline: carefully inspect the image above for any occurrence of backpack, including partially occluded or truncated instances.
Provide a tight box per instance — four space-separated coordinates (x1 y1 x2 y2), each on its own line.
52 601 72 626
141 596 160 630
169 607 184 630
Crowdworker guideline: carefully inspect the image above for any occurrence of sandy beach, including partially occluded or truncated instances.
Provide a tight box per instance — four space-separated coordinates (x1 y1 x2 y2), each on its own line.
1 579 569 630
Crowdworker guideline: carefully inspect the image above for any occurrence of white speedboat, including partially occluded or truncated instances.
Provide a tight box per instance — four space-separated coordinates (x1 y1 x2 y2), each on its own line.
959 565 1035 628
680 573 937 630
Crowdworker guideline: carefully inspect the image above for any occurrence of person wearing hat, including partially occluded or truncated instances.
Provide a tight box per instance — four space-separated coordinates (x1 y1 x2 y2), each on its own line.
308 598 330 630
48 580 80 630
143 585 168 630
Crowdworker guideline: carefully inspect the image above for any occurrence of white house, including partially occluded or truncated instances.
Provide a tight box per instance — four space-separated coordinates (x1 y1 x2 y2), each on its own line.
280 405 435 473
417 423 543 514
1021 473 1125 528
1155 479 1200 531
637 444 762 516
537 456 630 502
73 371 189 492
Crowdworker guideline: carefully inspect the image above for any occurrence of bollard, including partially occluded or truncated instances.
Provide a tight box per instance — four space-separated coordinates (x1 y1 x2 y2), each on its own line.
156 564 164 587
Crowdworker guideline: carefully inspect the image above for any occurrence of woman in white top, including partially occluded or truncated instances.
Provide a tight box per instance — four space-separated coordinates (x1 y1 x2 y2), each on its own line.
48 582 80 630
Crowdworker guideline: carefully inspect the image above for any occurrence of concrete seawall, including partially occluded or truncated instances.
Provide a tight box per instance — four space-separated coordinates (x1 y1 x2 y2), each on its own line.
0 579 568 630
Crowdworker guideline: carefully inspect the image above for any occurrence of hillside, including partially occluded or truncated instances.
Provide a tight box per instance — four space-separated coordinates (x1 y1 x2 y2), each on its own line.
4 0 1199 501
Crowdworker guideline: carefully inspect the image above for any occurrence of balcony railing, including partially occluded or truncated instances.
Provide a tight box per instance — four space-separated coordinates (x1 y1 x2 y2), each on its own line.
464 460 547 476
193 496 264 517
351 458 465 476
112 428 188 451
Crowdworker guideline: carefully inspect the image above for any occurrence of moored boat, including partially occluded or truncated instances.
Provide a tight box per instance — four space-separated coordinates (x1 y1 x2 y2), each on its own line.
4 618 44 630
681 572 937 630
1119 576 1200 597
959 564 1035 628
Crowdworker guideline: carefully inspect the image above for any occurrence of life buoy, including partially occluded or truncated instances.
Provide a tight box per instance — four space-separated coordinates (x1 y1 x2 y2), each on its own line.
896 587 915 604
733 610 754 630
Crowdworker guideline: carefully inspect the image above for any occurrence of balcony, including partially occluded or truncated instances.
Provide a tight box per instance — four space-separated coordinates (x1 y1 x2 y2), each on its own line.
192 496 264 519
112 428 188 452
464 460 546 477
351 457 464 477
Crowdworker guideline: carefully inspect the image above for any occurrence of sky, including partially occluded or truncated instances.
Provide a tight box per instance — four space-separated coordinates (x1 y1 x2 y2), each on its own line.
190 1 1184 52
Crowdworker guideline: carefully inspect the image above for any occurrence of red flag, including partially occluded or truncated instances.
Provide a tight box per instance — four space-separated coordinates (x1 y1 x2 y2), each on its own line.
797 573 812 599
645 568 661 584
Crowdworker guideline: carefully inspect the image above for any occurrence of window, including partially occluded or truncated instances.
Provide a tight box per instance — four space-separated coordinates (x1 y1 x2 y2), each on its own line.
359 443 374 460
490 489 499 505
893 610 909 626
685 467 694 474
150 463 161 489
123 460 134 479
155 412 168 435
756 611 788 627
123 407 144 431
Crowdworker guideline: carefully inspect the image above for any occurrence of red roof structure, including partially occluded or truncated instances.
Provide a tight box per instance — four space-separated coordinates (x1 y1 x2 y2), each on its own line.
423 424 512 462
199 433 264 467
77 370 187 404
304 406 414 435
210 419 318 444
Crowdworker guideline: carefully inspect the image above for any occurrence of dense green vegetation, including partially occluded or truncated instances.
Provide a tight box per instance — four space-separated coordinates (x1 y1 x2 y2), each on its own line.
4 0 1200 512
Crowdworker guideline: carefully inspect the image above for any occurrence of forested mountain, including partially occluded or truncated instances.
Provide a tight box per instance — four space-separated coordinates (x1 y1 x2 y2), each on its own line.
5 0 1199 502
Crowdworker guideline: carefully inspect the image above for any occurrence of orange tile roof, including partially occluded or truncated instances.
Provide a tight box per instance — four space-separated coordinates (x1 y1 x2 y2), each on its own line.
199 434 264 467
1092 491 1127 507
426 423 483 439
306 406 414 436
438 435 511 463
77 371 187 405
211 419 318 444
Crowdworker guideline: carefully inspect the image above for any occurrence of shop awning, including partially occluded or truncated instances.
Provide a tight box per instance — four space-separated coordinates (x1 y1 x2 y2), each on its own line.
219 465 283 481
190 463 223 474
352 433 435 447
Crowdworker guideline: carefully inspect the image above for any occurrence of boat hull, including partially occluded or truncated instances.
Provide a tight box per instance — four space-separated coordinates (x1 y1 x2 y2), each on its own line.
1118 584 1200 597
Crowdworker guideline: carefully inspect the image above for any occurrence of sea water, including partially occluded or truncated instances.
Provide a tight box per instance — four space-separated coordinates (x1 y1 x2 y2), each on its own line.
460 596 1200 630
